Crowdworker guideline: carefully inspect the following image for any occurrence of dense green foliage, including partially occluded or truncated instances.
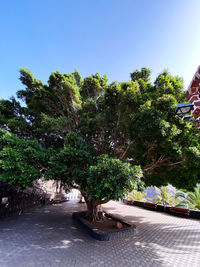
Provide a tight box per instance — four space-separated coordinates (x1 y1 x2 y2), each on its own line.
0 67 200 219
128 70 200 190
0 129 46 187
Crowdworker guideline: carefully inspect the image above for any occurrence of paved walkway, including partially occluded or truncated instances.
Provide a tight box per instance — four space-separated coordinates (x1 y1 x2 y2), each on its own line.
0 201 200 267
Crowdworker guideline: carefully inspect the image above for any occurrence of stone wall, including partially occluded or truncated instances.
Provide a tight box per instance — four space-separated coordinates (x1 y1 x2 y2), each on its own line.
0 181 49 219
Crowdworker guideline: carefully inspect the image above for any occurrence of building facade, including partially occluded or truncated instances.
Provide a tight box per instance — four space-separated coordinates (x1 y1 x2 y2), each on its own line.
186 66 200 127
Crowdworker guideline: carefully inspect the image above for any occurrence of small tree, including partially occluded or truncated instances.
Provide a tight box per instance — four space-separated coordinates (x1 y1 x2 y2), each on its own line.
153 186 177 206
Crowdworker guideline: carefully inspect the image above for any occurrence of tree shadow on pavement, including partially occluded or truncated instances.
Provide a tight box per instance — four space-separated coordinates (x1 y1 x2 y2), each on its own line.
0 201 199 267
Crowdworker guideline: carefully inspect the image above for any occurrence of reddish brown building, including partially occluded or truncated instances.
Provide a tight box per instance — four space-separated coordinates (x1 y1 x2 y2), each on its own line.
186 66 200 127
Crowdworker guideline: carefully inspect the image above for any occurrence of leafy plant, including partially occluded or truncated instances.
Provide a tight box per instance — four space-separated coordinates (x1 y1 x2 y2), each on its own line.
126 190 147 202
153 186 177 206
175 184 200 210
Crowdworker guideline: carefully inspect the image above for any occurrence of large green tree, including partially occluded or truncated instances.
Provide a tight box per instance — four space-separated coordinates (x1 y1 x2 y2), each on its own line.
0 67 199 220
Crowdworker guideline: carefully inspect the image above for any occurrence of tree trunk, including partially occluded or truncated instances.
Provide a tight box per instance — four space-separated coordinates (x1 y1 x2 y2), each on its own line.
86 200 103 221
81 192 109 221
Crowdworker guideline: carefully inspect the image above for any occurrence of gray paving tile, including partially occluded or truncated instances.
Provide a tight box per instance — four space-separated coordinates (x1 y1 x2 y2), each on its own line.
0 201 199 267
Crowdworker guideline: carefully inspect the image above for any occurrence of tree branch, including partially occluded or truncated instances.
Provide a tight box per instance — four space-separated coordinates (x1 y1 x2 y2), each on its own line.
144 155 169 172
120 141 133 160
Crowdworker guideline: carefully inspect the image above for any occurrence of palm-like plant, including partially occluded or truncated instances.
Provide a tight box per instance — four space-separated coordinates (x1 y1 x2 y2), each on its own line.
175 184 200 210
153 186 177 206
126 190 147 201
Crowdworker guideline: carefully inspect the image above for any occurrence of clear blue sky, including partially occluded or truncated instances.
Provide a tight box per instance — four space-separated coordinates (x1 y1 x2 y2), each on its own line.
1 0 200 99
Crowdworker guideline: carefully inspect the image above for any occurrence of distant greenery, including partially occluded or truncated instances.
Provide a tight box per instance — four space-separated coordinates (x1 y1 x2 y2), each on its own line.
0 67 200 220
